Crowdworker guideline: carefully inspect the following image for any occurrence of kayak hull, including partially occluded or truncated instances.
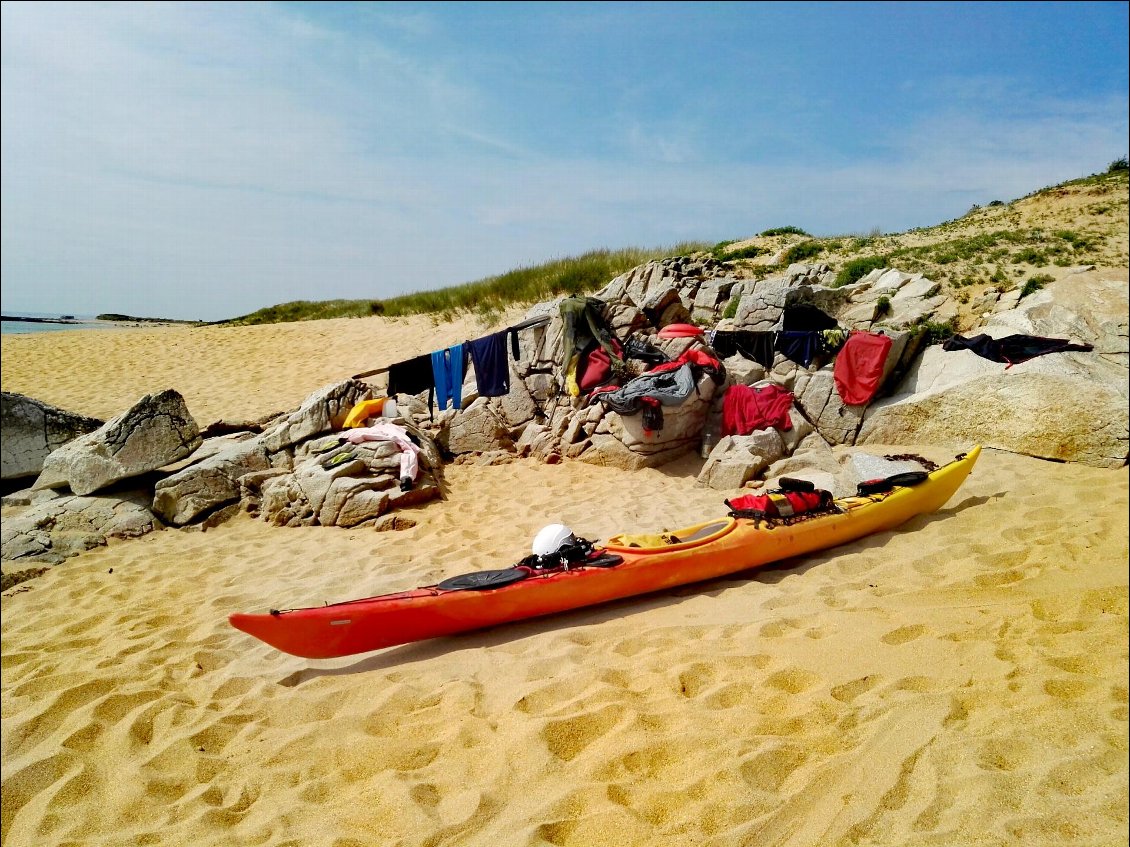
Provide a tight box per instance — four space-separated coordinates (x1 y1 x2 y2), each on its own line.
230 447 981 659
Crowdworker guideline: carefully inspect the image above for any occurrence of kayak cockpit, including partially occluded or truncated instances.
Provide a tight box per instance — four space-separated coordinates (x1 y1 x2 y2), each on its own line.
604 517 736 553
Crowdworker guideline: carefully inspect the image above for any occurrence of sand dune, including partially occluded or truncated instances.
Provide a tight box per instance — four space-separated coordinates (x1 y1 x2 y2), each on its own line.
2 316 1127 846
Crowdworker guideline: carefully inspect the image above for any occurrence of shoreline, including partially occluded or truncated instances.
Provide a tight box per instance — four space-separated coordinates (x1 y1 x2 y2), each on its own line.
2 317 208 339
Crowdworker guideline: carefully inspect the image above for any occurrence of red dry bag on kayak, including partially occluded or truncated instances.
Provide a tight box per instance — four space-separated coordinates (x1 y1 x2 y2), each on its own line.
725 487 833 520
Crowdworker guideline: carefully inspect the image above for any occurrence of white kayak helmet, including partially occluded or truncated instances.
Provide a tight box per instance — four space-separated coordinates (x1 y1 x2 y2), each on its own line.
532 523 577 556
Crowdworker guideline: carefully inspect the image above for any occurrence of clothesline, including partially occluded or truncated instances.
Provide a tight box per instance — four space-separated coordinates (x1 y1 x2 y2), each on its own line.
707 327 855 370
709 328 893 411
350 316 550 380
354 315 892 417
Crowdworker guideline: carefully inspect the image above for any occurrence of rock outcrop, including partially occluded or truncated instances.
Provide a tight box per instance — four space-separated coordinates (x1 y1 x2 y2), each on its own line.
32 389 201 495
151 379 445 527
152 436 276 525
1 392 103 481
371 257 1126 484
256 441 441 528
2 380 447 574
859 272 1129 468
1 487 159 566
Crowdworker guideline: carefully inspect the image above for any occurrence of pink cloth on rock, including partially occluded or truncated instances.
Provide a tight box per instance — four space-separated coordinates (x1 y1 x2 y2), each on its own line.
343 423 420 480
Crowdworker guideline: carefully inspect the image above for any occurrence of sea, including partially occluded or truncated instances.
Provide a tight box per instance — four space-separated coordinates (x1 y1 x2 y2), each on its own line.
1 311 110 335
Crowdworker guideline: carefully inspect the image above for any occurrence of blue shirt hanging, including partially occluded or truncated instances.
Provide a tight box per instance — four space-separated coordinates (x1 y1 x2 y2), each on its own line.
431 344 465 411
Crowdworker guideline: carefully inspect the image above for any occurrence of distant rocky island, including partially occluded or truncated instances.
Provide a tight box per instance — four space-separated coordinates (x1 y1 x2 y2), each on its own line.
1 315 82 325
2 313 202 326
95 313 203 325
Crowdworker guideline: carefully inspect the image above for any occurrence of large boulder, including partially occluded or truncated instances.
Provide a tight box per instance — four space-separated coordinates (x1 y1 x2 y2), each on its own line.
858 272 1128 468
441 397 514 455
840 269 944 329
488 360 539 428
791 330 915 446
692 278 738 323
150 379 374 525
618 260 673 308
602 389 715 452
579 368 718 471
759 444 936 500
259 379 373 452
858 359 1127 467
839 452 936 494
1 392 103 481
257 444 439 528
763 432 846 495
640 286 692 326
259 461 351 527
259 460 393 528
580 434 692 471
985 270 1128 368
793 367 867 445
152 437 275 525
33 389 201 495
514 422 560 462
717 354 769 388
696 430 787 490
735 280 789 331
881 293 949 331
514 298 567 379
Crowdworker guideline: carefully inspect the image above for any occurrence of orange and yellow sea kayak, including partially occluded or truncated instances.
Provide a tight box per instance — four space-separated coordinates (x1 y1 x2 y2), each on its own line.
229 447 981 659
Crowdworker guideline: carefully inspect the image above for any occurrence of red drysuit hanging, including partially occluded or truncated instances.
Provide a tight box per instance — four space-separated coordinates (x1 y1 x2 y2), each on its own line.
834 331 893 406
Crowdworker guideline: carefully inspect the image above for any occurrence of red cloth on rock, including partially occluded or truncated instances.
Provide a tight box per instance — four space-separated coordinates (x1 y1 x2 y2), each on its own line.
721 383 794 436
833 331 893 406
647 347 721 375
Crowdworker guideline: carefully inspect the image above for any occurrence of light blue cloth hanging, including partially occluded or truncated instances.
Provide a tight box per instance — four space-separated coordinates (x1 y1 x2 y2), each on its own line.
431 344 464 412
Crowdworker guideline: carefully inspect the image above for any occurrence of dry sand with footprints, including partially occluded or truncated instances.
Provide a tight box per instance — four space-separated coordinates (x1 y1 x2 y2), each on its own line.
2 314 1128 846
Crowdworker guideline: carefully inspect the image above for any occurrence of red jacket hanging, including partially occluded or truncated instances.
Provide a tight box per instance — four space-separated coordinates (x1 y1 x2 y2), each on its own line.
834 331 893 406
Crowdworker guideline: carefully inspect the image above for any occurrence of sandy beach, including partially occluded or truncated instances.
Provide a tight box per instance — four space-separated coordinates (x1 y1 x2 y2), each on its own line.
2 315 1127 846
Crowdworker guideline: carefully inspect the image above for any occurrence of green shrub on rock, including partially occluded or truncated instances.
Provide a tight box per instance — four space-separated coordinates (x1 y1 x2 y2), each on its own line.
834 256 888 287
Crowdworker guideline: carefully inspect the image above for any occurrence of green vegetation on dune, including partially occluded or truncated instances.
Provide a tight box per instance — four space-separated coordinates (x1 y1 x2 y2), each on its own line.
821 166 1129 293
711 241 765 261
760 225 810 237
219 164 1127 327
1019 156 1128 199
1021 273 1055 298
835 255 890 287
782 240 823 263
223 245 709 326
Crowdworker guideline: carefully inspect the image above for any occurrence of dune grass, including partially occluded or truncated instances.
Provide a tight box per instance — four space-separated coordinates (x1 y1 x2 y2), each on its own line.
222 245 709 326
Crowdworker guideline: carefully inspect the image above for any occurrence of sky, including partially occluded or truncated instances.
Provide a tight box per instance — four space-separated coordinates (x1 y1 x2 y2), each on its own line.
2 1 1127 322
